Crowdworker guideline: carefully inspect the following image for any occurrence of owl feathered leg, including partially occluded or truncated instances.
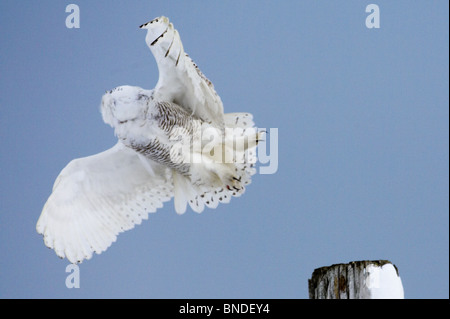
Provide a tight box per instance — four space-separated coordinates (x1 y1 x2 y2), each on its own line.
173 117 261 214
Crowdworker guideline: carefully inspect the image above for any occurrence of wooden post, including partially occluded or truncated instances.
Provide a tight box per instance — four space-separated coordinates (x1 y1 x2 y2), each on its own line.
308 260 404 299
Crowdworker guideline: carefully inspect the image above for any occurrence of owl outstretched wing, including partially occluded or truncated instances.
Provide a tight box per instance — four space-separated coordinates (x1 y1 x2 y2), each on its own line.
36 142 173 263
140 16 225 129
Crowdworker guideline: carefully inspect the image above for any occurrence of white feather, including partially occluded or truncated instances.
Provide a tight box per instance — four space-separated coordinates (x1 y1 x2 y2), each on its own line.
37 142 173 263
140 16 225 128
37 16 260 263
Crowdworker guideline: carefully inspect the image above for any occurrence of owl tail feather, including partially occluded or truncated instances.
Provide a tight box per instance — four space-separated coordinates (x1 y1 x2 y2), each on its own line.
173 170 197 214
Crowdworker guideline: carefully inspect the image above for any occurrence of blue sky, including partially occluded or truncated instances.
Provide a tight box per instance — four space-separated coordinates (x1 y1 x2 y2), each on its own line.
0 1 448 298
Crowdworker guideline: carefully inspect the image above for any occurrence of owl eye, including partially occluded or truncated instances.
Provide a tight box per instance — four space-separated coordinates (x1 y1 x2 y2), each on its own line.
137 94 148 100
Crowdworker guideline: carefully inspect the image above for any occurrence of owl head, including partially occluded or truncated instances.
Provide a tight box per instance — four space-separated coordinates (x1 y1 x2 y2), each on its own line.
101 85 153 128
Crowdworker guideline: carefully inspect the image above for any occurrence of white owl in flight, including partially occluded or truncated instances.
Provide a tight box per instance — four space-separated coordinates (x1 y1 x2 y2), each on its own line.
36 16 261 263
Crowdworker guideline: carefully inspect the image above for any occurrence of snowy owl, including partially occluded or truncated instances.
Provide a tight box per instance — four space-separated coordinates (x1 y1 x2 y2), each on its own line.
36 16 261 264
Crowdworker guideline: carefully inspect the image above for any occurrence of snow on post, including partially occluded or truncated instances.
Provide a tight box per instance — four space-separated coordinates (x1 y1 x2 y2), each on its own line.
308 260 404 299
